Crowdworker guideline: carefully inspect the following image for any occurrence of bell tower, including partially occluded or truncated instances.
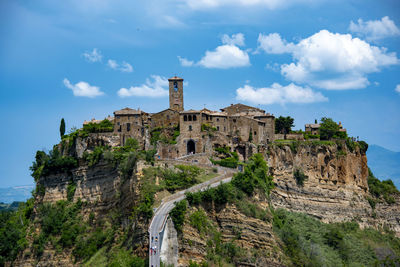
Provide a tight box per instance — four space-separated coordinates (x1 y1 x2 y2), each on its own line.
168 76 184 112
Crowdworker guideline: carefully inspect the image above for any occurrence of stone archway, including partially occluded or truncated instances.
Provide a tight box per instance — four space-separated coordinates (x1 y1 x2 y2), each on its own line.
187 140 195 155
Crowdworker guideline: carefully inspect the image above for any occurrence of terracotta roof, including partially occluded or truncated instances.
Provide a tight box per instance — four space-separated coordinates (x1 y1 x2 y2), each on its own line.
114 107 142 115
220 103 265 113
168 76 184 81
152 108 178 116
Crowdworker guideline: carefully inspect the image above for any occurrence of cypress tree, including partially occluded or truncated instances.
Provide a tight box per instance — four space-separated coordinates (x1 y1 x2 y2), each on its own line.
60 118 65 138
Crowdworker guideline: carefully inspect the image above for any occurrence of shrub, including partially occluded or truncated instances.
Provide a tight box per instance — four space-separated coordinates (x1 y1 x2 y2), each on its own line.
232 154 273 196
293 169 308 187
170 200 187 233
67 181 77 202
189 209 210 234
82 119 113 133
368 169 399 204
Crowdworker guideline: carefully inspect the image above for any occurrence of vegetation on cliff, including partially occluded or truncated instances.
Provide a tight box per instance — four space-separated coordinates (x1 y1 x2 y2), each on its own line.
176 154 400 266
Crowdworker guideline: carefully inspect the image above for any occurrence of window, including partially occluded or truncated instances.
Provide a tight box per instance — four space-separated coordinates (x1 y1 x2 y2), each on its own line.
205 115 209 120
217 118 219 122
184 115 187 121
193 115 197 121
217 126 220 131
167 115 170 120
224 126 226 132
233 119 236 123
118 125 121 132
127 123 131 131
117 122 120 126
188 115 192 121
254 131 257 136
189 125 192 131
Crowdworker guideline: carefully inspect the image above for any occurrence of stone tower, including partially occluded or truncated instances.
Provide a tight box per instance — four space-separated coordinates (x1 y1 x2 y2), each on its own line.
168 76 184 112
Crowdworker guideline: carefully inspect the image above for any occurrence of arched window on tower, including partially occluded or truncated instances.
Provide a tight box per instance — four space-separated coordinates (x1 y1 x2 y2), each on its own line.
184 115 187 121
193 115 197 121
188 115 192 121
189 125 192 131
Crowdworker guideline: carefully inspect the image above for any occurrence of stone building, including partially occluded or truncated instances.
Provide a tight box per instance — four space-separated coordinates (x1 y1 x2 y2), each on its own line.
106 76 275 159
113 107 149 147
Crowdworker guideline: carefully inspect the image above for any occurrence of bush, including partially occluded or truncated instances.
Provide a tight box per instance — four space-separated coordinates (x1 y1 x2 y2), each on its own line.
232 154 273 196
189 209 210 234
108 249 145 267
82 119 113 133
368 169 399 204
162 165 201 192
170 200 187 233
272 209 396 266
293 169 308 186
30 147 78 180
67 181 77 202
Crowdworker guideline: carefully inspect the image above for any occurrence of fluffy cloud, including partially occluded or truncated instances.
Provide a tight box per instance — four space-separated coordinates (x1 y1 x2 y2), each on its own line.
117 75 169 98
349 16 400 41
107 59 133 72
63 78 104 98
260 30 398 90
179 33 250 69
183 0 318 10
83 48 103 63
257 33 294 54
396 84 400 94
236 83 327 105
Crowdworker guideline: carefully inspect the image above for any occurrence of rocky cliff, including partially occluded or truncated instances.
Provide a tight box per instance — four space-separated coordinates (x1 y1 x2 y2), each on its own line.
266 142 400 236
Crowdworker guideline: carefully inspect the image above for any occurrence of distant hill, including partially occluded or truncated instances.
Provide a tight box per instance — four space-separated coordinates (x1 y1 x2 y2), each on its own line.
367 145 400 189
0 185 34 204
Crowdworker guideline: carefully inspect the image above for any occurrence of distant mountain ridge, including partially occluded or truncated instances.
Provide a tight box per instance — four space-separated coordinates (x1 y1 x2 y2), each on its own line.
367 144 400 189
0 185 34 204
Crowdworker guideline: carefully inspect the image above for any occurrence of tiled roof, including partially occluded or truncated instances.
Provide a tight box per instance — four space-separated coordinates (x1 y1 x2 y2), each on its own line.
114 107 142 115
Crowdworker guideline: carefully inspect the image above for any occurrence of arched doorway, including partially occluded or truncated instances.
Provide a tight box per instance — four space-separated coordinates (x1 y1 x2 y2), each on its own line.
187 140 195 155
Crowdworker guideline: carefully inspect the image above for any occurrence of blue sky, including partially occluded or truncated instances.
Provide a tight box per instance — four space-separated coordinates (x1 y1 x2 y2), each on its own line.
0 0 399 187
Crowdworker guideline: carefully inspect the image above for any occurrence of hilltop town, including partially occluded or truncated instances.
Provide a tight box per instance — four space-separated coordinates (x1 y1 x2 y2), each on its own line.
83 76 345 161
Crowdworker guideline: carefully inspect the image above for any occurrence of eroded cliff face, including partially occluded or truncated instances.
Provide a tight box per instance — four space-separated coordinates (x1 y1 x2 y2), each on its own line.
266 143 400 236
178 204 288 267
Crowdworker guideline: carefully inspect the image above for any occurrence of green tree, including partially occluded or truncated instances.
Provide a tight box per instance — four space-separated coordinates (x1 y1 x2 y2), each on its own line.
275 116 295 139
60 118 66 138
319 117 347 140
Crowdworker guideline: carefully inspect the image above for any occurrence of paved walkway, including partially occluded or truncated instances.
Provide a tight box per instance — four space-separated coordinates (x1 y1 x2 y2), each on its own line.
148 166 236 267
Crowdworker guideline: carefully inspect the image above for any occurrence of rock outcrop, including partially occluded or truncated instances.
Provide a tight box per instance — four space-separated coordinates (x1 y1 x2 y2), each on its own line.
266 142 400 236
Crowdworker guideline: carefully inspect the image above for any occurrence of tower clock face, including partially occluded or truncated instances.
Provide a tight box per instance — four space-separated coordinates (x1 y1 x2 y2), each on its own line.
173 81 178 91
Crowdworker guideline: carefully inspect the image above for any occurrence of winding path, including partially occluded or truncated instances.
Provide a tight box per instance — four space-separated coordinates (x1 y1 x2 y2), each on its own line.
148 165 237 267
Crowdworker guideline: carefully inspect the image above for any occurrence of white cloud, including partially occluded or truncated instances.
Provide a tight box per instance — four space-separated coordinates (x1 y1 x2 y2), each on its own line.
260 30 398 90
178 56 194 67
179 33 250 69
63 78 104 98
198 45 250 68
222 33 245 46
349 16 400 41
236 83 327 105
117 75 169 98
257 33 294 54
395 84 400 94
183 0 319 10
83 48 103 63
107 59 133 72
